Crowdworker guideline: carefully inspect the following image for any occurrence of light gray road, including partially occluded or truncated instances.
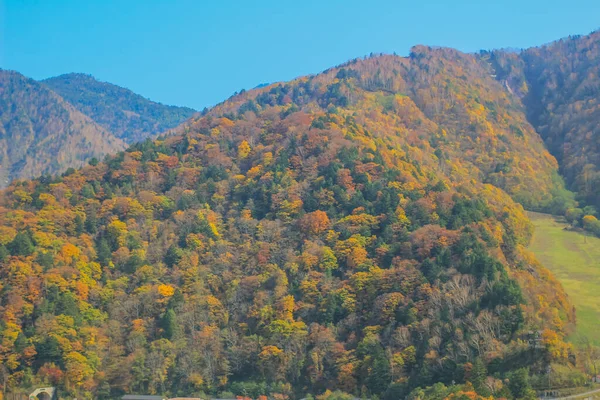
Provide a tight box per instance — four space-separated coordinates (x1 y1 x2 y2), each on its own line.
543 387 600 400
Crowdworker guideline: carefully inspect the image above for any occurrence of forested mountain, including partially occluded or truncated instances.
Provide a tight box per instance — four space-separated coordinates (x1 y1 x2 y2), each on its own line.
0 49 577 400
43 73 196 143
0 70 196 188
488 30 600 211
0 70 126 186
203 48 573 213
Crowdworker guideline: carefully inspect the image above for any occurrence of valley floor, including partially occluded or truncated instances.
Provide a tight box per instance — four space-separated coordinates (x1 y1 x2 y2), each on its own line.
528 212 600 345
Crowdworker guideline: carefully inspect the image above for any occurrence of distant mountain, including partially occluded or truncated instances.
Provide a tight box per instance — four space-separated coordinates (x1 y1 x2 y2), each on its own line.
0 69 126 185
0 71 196 187
43 73 196 143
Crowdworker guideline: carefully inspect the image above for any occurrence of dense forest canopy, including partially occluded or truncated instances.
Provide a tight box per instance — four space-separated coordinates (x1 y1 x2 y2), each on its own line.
0 47 578 400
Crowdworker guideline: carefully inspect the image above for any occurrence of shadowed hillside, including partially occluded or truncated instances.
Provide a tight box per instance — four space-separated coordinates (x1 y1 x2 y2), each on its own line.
489 30 600 210
43 73 196 143
0 69 126 186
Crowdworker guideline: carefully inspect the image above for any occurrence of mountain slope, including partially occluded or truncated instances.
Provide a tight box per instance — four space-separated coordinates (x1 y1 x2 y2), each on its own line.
0 69 126 186
0 52 574 399
43 73 197 143
489 30 600 209
207 48 570 212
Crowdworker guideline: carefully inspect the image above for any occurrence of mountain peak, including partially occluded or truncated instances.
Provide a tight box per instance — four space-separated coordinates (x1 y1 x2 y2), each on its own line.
46 72 96 80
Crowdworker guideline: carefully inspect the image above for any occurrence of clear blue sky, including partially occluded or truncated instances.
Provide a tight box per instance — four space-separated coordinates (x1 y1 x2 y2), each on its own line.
1 0 599 110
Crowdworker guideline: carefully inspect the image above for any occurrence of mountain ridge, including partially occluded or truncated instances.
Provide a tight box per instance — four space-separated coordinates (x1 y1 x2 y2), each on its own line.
190 47 570 214
42 72 197 143
0 42 578 399
0 69 196 187
0 69 127 185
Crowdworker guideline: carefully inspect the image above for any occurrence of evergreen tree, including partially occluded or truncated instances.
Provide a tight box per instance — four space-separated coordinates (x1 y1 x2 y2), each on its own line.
74 214 84 235
96 238 112 265
508 368 536 399
164 245 183 268
8 231 34 257
0 245 8 262
471 358 487 393
161 309 177 339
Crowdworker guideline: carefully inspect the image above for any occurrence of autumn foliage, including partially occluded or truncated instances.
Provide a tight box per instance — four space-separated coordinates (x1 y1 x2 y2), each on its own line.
0 47 576 400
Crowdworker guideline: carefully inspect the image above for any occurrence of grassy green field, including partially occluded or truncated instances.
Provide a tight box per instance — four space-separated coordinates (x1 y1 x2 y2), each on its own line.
528 212 600 345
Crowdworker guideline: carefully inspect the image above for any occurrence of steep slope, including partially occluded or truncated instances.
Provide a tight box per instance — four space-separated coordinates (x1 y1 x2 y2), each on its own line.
43 73 197 143
208 48 569 212
0 70 126 186
489 30 600 209
0 52 574 400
